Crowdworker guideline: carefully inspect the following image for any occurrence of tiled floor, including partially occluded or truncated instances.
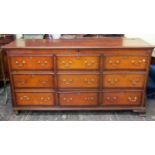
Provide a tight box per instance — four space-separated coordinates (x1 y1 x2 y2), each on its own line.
0 86 155 121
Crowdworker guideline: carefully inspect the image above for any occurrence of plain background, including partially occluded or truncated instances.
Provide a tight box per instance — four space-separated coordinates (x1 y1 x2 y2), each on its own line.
1 0 155 155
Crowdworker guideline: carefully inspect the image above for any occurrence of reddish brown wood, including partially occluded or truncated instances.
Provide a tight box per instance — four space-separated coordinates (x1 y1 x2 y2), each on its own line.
59 92 98 106
3 38 154 113
15 92 55 106
103 73 145 88
2 38 154 49
102 91 142 106
10 56 53 70
13 74 54 88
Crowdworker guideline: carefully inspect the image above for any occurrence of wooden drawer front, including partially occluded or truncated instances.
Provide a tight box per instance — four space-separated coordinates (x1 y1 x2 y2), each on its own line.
13 74 54 88
16 93 55 106
10 56 53 70
58 74 99 88
57 56 99 70
103 92 142 106
59 93 98 106
104 56 148 70
103 74 145 88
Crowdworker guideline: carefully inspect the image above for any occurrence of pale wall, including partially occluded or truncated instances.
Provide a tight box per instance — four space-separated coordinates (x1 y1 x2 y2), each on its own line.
126 34 155 45
16 34 155 44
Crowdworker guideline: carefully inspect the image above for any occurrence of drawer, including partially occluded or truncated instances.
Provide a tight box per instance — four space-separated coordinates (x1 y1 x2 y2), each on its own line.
16 93 55 106
59 92 98 106
57 56 99 70
10 56 53 70
104 56 148 70
58 74 99 88
103 73 145 88
13 74 54 88
103 92 142 106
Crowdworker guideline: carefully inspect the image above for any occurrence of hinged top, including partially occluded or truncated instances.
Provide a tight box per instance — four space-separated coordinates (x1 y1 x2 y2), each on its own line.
2 37 155 49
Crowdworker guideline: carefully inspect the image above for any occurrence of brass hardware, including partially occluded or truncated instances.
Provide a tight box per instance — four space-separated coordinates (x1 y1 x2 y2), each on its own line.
106 97 117 101
39 80 48 84
22 60 26 64
21 96 30 101
108 60 120 66
115 60 120 64
84 60 95 67
106 97 110 100
131 59 146 65
40 97 50 101
68 61 72 64
63 79 73 85
15 61 25 67
61 60 73 68
37 60 48 66
109 60 113 64
63 97 73 102
142 59 146 62
113 97 117 100
47 97 50 100
108 79 118 85
84 97 94 101
131 60 135 64
84 79 95 84
90 97 94 100
128 96 138 102
130 79 140 85
87 63 92 66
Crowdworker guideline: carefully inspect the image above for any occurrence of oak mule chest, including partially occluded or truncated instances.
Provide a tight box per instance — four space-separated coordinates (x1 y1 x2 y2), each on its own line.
2 38 154 114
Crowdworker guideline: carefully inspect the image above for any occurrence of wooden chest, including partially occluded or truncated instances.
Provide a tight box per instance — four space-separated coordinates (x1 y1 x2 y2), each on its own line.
2 38 154 114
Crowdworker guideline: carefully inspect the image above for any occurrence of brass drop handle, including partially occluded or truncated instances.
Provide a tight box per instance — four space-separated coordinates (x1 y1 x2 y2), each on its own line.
142 59 146 63
15 61 24 67
39 80 48 84
37 60 48 66
128 96 138 102
20 96 30 100
22 60 26 64
108 79 118 85
63 97 73 102
115 60 120 64
106 97 117 101
108 60 120 65
130 79 140 85
63 79 73 85
68 61 73 64
109 60 113 64
84 97 94 101
84 79 95 84
84 60 95 66
62 60 73 68
40 97 50 101
131 59 146 65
